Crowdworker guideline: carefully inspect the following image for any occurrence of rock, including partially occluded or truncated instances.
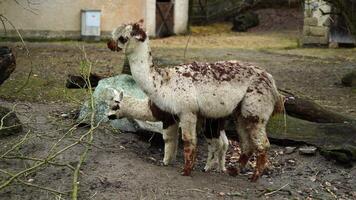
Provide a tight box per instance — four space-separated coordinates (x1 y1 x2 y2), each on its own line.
78 74 163 133
0 106 23 137
285 146 296 154
231 11 259 32
0 46 16 85
299 146 317 155
341 71 356 87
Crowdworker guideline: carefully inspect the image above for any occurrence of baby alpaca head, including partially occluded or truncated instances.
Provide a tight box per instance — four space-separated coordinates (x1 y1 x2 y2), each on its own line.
107 19 147 52
105 88 124 120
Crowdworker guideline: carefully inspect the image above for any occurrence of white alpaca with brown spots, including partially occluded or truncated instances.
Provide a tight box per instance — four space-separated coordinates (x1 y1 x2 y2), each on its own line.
105 88 228 172
107 21 283 181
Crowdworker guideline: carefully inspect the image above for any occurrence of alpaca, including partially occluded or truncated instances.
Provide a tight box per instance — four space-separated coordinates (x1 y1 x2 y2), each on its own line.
107 21 283 181
105 88 228 172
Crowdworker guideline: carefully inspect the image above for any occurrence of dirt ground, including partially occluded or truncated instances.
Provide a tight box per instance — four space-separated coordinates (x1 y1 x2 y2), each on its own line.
1 8 356 200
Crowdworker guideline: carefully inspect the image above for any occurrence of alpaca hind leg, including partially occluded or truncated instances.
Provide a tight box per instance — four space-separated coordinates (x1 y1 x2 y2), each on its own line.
250 124 270 182
236 116 253 170
251 150 268 182
162 124 179 165
180 113 198 176
239 89 273 181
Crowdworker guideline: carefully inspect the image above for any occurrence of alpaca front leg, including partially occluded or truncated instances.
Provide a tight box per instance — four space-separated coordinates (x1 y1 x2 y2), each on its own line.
180 113 197 176
162 124 178 165
217 130 228 172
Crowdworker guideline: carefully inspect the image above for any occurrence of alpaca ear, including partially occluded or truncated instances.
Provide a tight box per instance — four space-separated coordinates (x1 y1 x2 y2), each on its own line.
118 91 124 101
138 19 144 26
131 21 147 42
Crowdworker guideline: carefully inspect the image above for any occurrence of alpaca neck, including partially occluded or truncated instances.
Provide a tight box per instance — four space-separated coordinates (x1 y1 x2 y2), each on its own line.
126 39 155 95
121 96 156 122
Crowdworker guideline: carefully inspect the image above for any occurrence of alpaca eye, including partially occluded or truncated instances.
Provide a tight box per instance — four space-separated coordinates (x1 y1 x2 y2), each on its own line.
118 36 128 44
112 105 120 110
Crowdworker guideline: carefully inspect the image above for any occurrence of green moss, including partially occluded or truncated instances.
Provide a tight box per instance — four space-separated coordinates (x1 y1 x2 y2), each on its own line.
0 75 87 103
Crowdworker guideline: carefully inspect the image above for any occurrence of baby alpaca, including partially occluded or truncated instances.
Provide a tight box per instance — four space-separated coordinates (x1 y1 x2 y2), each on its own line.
106 88 228 172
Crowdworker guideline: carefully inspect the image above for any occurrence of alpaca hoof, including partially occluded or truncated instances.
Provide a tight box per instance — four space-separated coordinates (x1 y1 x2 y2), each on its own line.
203 166 211 172
181 168 192 176
219 167 227 173
250 172 261 182
162 160 169 166
226 166 239 177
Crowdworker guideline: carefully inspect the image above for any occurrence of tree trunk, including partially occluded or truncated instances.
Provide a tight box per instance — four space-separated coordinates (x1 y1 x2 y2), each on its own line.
0 46 16 85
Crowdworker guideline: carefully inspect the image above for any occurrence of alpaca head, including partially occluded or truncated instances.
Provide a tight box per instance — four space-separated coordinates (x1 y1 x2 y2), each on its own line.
105 88 124 120
107 19 147 53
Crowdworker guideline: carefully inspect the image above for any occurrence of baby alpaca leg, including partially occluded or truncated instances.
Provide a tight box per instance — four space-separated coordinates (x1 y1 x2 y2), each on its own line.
217 130 229 172
162 124 179 165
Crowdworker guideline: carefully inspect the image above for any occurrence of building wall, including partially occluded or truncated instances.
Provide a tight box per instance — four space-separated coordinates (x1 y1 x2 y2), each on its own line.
0 0 146 39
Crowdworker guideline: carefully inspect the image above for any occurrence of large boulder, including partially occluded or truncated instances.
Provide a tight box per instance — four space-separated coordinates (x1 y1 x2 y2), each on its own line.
78 74 162 133
0 106 23 137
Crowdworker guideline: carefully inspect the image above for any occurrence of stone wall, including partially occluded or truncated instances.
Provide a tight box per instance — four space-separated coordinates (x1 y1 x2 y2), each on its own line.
303 0 331 45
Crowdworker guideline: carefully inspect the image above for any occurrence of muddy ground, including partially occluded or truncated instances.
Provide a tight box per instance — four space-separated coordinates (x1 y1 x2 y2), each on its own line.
1 8 356 199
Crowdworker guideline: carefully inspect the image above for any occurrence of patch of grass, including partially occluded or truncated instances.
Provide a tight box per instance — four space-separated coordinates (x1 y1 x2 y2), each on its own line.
0 75 87 103
151 23 299 50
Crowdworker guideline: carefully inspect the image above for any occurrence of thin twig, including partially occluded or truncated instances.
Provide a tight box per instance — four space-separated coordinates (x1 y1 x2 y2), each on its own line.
264 183 290 196
0 130 31 159
0 16 7 36
183 33 192 61
0 169 67 195
3 156 75 171
0 103 17 130
72 46 98 200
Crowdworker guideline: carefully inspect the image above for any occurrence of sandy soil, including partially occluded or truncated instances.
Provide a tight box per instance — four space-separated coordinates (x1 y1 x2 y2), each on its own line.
0 100 355 200
0 44 355 199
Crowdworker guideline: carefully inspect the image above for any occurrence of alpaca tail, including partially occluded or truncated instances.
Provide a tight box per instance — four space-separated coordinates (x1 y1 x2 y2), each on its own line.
272 93 285 116
269 75 285 116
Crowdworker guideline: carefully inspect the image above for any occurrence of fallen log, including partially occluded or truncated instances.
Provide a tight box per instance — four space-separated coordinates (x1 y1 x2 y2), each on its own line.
283 95 353 123
0 46 16 85
267 114 356 165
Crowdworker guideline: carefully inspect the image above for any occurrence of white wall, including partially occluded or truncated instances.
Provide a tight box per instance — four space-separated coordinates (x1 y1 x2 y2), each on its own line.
173 0 189 34
145 0 156 37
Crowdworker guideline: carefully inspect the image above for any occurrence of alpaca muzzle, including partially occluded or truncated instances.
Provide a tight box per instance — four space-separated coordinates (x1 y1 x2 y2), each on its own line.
107 39 122 52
